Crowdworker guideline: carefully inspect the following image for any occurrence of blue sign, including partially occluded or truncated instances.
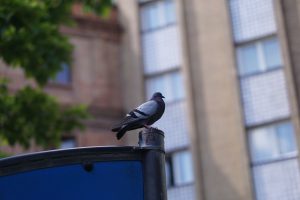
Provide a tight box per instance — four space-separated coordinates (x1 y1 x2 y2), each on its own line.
0 161 143 200
0 145 167 200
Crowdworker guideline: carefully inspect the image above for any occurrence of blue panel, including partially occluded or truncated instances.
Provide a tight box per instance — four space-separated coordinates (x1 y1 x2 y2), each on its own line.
0 161 143 200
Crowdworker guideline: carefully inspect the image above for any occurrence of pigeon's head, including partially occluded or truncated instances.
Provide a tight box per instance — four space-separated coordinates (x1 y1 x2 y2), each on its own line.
152 92 165 99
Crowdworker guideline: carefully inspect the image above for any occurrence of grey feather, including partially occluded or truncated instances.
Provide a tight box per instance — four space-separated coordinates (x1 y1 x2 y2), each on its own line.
134 100 158 119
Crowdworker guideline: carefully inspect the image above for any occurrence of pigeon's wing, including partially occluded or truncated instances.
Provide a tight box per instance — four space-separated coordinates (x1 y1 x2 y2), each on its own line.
111 100 158 131
111 116 136 131
134 100 158 119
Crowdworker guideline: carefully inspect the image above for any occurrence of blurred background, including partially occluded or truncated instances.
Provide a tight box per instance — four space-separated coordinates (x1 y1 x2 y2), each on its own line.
1 0 300 200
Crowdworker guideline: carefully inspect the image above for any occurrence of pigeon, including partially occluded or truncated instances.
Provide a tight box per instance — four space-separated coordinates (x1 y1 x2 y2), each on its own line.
112 92 165 140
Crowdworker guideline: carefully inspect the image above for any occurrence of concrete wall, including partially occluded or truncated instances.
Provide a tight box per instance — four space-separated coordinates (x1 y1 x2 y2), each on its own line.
180 0 253 199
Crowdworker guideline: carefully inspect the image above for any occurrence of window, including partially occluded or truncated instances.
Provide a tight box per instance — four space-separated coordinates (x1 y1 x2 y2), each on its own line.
249 122 300 200
249 122 297 163
172 150 194 185
253 159 300 200
166 150 194 187
155 100 189 151
164 0 176 25
241 70 290 126
237 37 282 76
146 71 185 103
142 27 181 74
53 63 71 85
263 38 282 69
229 0 277 42
237 43 260 75
141 3 159 31
141 0 180 74
140 0 176 32
60 138 76 149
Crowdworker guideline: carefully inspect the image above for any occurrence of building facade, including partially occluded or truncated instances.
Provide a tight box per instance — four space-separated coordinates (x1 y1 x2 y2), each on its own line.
117 0 300 200
3 1 300 200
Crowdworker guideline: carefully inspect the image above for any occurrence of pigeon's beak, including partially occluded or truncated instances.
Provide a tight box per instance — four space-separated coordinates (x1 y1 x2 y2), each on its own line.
162 95 165 98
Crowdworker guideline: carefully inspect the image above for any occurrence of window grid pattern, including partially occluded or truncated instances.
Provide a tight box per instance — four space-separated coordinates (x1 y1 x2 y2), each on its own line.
153 101 190 151
229 0 277 42
142 26 181 74
140 0 176 32
168 184 195 200
241 69 290 126
253 159 300 200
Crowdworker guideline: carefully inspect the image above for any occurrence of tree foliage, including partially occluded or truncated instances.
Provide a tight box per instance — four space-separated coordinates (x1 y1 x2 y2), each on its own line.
0 0 112 85
0 81 89 148
0 0 112 150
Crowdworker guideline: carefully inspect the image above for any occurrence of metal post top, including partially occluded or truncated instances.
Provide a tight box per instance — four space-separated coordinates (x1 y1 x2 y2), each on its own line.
138 128 165 151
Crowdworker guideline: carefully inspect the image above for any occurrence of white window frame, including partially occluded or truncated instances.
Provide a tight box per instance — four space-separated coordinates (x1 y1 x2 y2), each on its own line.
139 0 177 32
165 150 194 188
248 122 298 165
237 37 282 76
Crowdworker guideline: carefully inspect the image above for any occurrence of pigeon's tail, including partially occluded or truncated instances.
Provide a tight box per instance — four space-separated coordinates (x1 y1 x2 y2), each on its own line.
116 127 127 140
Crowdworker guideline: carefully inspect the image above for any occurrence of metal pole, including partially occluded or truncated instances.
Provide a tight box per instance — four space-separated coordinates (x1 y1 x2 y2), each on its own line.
139 128 167 200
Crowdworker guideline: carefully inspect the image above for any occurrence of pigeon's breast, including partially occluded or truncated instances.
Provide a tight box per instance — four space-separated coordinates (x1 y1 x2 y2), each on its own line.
147 100 165 125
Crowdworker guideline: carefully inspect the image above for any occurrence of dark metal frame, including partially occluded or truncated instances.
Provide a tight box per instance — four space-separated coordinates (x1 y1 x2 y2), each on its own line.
0 146 143 177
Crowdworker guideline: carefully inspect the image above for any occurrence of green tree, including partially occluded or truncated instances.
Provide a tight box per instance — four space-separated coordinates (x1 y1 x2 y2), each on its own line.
0 0 112 150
